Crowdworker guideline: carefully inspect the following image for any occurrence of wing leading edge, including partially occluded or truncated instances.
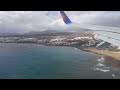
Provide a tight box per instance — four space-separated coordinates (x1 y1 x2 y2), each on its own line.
60 11 120 48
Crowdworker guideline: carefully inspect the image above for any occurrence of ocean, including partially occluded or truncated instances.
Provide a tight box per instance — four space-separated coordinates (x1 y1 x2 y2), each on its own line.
0 43 120 79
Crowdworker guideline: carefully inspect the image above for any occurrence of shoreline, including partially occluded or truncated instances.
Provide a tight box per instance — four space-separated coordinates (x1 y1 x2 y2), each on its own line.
46 45 120 61
0 42 120 61
79 47 120 61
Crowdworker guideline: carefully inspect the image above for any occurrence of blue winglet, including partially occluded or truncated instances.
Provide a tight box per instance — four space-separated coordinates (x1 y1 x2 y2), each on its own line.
60 11 72 24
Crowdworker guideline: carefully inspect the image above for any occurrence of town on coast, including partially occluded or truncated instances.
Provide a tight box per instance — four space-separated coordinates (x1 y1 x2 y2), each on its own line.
0 31 120 61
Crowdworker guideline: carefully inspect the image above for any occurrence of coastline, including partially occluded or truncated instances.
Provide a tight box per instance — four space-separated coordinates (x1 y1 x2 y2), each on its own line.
0 42 120 61
46 44 120 61
78 47 120 61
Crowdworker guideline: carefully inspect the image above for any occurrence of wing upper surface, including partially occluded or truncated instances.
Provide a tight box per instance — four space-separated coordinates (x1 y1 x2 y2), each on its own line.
60 11 120 47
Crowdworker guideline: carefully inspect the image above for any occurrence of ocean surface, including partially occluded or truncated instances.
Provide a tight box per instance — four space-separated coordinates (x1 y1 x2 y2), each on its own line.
0 43 120 79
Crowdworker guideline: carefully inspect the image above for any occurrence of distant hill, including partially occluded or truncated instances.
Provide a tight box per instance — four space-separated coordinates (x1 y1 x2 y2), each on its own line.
0 30 93 38
24 30 74 36
0 33 20 37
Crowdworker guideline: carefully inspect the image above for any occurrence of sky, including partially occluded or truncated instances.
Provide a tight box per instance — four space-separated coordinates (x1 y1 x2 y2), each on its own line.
0 11 120 33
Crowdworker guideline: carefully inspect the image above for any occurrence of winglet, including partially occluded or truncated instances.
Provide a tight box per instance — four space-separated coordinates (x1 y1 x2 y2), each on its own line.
60 11 72 24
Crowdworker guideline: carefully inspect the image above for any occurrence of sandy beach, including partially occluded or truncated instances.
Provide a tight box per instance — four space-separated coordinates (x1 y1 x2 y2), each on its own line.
80 47 120 61
49 45 120 61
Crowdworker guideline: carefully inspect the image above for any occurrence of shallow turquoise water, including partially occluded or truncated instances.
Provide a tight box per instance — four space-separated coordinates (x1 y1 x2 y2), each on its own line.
0 43 120 79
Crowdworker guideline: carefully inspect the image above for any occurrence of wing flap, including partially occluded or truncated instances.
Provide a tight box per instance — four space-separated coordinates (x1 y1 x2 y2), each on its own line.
94 33 120 47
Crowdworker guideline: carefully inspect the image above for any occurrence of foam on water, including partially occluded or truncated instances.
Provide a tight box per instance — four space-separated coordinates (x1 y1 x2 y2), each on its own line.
94 56 110 72
94 68 110 72
74 47 78 50
97 63 105 67
99 69 110 72
112 74 117 79
97 56 105 62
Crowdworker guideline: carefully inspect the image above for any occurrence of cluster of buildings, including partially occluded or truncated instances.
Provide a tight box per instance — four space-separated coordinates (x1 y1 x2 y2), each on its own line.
0 36 96 46
48 36 98 46
0 36 119 51
0 37 38 43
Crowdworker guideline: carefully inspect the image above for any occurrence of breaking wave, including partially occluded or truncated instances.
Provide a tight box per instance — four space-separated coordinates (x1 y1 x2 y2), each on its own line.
94 68 110 72
97 63 105 67
112 74 117 79
97 56 105 62
94 56 110 72
74 47 78 50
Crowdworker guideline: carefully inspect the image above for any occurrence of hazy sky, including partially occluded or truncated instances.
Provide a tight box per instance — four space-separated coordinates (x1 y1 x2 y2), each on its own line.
0 11 120 33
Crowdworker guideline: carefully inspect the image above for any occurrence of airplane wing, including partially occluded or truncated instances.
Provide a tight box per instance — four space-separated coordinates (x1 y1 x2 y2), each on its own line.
60 11 120 48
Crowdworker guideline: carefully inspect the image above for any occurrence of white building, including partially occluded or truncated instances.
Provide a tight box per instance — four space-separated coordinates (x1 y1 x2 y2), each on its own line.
118 47 120 49
50 37 66 42
73 37 93 40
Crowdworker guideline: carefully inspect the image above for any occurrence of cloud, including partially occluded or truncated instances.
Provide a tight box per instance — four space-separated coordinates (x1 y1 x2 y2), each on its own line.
0 11 120 33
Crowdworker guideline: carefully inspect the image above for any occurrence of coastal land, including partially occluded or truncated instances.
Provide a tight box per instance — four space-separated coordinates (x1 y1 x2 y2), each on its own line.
78 47 120 61
51 45 120 61
0 30 120 61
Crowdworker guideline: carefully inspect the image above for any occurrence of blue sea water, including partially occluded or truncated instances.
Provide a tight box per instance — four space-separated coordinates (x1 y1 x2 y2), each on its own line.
0 43 120 79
